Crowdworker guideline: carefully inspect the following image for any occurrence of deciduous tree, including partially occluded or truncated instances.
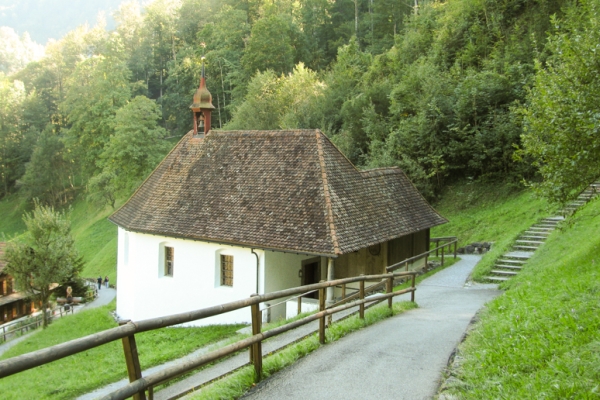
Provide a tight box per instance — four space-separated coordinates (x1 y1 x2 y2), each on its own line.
4 202 84 328
519 0 600 203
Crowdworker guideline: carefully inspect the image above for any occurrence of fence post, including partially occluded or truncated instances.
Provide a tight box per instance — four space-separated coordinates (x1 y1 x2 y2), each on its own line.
297 295 302 316
411 274 416 303
359 276 365 319
119 321 146 400
341 283 346 300
319 281 326 344
441 245 445 265
387 276 393 309
250 294 262 382
454 241 457 259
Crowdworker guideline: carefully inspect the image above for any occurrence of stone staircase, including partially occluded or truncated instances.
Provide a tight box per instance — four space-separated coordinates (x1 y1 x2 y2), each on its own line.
563 181 600 214
486 181 600 282
487 217 563 282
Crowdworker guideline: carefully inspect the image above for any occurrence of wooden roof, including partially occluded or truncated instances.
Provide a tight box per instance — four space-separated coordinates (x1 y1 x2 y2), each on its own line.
109 130 446 256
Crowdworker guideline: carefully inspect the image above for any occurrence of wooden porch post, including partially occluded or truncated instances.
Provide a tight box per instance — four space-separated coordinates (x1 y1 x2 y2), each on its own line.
326 258 335 307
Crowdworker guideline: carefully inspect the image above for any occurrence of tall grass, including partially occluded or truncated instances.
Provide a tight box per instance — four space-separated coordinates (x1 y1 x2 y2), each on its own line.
442 198 600 398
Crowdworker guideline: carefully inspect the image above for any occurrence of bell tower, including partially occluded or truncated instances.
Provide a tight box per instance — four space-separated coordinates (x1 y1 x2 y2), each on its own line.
190 57 215 136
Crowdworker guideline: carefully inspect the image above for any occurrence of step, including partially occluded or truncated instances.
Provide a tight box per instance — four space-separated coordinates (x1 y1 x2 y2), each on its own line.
515 240 545 245
491 270 518 276
524 230 550 235
543 217 564 222
527 227 554 231
519 235 547 241
504 251 534 259
494 264 523 270
497 258 526 265
487 276 510 282
513 245 540 251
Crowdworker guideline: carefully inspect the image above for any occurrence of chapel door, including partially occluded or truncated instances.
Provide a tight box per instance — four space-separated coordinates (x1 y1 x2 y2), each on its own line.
302 259 321 299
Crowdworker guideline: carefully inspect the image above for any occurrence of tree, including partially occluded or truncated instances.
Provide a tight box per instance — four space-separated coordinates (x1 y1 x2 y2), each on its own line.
226 63 326 130
20 128 72 206
4 202 84 328
519 0 600 203
93 95 170 200
0 76 27 198
241 14 295 76
61 51 132 180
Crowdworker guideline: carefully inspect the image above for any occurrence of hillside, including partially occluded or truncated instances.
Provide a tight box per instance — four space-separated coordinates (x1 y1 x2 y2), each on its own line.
0 195 119 283
441 194 600 397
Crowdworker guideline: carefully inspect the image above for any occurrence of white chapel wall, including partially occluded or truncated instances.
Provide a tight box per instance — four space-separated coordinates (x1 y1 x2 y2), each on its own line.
116 229 264 326
263 251 319 322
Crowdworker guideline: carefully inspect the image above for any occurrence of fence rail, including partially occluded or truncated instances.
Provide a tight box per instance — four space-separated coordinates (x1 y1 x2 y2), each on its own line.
0 271 417 400
387 236 458 273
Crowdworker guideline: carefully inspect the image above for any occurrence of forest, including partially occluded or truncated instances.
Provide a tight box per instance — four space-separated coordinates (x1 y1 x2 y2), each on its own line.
1 0 599 209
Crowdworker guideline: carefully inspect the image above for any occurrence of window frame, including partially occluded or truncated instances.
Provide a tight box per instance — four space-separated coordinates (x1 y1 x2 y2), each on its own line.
164 246 174 277
220 254 234 287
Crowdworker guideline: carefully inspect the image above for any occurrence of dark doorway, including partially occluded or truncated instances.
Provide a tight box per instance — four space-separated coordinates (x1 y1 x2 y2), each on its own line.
302 258 321 299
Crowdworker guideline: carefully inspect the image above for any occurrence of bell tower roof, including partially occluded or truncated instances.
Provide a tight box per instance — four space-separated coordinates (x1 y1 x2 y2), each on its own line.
190 59 215 111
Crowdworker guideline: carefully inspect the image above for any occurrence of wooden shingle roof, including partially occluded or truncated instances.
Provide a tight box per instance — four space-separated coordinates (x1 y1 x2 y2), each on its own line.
109 130 446 256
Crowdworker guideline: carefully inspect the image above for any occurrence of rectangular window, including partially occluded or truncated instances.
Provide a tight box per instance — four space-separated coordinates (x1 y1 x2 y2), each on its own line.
221 255 233 286
165 247 174 277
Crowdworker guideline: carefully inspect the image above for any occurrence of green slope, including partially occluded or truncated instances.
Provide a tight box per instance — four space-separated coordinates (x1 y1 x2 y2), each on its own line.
0 195 120 284
443 197 600 398
432 181 555 280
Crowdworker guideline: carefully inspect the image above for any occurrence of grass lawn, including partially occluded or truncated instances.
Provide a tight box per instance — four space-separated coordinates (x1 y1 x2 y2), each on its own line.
432 181 555 280
68 199 120 283
442 197 600 398
0 303 245 400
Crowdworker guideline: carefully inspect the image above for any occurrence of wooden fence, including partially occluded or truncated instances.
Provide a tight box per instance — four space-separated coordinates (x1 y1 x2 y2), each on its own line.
0 271 417 400
387 236 458 273
0 303 79 344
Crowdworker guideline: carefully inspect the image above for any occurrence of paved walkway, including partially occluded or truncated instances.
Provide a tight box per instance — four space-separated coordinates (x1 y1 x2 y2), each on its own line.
78 256 499 400
240 255 500 400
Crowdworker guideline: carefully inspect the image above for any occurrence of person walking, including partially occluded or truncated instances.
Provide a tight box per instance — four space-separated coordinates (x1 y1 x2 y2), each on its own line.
104 276 109 288
97 276 102 290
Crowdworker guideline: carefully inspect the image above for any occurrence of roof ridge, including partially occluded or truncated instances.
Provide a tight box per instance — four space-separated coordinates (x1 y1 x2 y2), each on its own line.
315 130 341 255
